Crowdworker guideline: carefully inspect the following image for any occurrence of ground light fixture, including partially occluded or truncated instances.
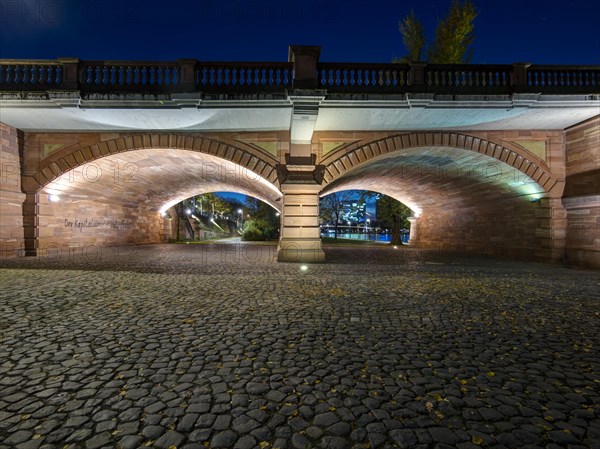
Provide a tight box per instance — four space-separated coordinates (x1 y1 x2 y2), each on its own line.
300 265 308 271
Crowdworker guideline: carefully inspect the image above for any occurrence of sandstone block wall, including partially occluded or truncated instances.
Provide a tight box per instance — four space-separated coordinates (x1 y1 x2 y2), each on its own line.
0 123 25 258
564 117 600 268
35 188 164 257
414 198 554 261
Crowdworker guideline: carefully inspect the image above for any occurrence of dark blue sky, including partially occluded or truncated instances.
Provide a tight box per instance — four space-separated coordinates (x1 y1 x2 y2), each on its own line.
1 0 598 64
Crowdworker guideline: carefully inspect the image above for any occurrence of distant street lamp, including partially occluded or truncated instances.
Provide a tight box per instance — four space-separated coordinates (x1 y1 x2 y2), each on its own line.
366 218 370 234
238 208 243 228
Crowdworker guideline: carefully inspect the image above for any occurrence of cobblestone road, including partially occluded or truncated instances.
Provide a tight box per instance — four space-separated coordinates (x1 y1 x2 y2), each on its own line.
1 244 599 449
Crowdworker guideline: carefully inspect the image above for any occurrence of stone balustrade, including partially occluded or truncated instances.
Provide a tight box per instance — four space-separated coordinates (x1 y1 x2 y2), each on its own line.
1 47 598 95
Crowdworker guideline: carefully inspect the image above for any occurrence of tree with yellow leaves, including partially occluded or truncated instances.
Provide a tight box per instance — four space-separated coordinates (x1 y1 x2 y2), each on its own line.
397 0 478 64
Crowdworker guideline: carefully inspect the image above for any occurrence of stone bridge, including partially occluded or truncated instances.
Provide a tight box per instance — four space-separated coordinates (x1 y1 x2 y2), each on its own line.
1 46 598 267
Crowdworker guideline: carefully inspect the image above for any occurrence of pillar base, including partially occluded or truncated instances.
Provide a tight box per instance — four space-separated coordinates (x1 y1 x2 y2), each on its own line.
277 238 325 262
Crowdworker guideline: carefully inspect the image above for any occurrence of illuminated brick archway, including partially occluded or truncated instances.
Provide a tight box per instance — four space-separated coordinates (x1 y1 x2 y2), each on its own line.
322 131 558 195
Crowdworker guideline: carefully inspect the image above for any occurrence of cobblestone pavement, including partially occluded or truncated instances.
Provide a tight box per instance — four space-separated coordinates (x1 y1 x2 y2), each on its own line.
1 244 599 449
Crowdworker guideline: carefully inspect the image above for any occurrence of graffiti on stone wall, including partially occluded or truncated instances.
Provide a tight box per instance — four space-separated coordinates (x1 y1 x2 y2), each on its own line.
64 218 134 232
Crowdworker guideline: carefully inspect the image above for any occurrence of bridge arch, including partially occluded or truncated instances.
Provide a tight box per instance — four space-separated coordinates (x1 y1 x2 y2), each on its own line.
321 132 559 196
32 133 280 191
319 132 565 262
22 134 282 256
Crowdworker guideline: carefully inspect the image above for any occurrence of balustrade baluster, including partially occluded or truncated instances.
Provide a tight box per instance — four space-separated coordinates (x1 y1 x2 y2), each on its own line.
93 66 99 85
35 66 42 84
31 66 39 84
19 66 27 83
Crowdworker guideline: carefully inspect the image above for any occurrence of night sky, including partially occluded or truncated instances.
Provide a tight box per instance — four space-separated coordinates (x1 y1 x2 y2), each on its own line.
1 0 599 64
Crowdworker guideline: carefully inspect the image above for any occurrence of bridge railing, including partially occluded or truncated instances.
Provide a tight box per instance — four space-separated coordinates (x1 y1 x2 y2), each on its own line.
0 57 598 95
0 59 294 93
78 60 182 92
0 60 64 90
318 62 600 94
318 62 410 92
423 63 512 92
197 61 293 91
527 65 599 92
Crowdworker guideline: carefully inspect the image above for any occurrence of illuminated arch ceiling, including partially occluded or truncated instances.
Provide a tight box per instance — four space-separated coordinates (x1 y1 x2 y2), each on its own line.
42 149 283 213
320 147 545 216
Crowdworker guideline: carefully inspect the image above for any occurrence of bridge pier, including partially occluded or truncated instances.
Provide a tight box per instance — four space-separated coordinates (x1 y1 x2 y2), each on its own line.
277 183 325 263
22 192 40 257
407 216 419 245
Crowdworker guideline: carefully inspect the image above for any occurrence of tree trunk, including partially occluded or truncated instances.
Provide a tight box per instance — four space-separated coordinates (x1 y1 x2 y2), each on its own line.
334 213 338 239
390 214 403 245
